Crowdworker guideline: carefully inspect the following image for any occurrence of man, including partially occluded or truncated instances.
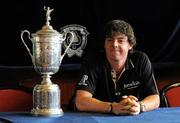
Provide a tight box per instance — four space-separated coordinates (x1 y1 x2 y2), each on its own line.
69 19 160 115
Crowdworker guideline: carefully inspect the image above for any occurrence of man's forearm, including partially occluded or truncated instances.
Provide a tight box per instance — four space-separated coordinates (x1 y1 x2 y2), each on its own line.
76 96 111 113
140 94 160 112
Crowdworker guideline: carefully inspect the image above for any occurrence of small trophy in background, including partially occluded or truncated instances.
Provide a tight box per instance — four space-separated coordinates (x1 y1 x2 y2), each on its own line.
21 6 74 116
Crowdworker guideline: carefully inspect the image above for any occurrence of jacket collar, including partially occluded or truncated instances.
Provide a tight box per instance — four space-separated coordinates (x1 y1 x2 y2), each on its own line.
105 53 135 71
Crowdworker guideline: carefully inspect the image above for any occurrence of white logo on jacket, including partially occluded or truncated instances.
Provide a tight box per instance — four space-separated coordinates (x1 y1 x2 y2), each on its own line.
123 81 140 90
78 75 88 86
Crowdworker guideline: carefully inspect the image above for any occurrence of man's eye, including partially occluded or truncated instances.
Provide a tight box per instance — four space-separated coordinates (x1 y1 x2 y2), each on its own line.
118 40 123 43
118 39 126 43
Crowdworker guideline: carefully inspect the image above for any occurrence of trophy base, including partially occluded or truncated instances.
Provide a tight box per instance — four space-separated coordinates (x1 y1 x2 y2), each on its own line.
31 108 64 117
31 75 63 117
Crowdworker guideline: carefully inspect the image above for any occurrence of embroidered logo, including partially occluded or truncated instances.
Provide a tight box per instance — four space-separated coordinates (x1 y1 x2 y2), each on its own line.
123 81 140 90
78 75 88 86
60 24 89 57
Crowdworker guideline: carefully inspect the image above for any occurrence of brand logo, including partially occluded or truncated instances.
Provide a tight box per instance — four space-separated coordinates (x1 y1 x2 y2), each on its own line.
78 75 88 86
60 24 89 57
123 81 140 90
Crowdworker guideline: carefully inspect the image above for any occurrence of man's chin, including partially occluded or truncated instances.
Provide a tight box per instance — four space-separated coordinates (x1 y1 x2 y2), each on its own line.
111 57 121 62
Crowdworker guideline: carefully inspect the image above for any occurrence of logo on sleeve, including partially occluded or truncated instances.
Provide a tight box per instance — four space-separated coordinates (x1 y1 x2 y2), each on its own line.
78 75 88 86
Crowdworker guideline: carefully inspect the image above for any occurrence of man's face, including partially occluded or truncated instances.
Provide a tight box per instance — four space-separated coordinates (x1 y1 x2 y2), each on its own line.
104 32 132 63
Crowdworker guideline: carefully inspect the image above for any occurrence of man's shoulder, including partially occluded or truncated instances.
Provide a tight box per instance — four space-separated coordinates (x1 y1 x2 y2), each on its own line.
129 50 151 65
130 50 149 59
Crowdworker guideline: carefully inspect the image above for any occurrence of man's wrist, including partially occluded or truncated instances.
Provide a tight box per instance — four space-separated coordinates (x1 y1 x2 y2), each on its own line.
138 101 146 113
108 103 113 113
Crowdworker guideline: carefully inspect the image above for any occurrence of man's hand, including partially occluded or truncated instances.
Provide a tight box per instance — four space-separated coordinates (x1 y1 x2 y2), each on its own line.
112 95 140 115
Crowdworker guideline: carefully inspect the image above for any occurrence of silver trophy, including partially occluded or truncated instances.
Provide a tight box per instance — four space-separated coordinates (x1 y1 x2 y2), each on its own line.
21 6 74 116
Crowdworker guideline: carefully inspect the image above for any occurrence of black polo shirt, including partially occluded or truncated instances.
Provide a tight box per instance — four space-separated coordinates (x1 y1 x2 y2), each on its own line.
75 50 159 102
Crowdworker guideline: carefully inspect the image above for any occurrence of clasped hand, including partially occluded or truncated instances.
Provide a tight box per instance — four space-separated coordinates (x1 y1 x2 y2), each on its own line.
112 95 140 115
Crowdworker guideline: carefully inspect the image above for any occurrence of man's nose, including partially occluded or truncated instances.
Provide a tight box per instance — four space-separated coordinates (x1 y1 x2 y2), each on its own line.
112 40 118 48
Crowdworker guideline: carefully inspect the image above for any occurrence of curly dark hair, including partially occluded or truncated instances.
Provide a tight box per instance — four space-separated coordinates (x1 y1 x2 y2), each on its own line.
104 19 136 47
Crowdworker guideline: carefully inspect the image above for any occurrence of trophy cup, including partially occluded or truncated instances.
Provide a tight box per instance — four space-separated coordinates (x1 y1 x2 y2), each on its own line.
20 6 74 116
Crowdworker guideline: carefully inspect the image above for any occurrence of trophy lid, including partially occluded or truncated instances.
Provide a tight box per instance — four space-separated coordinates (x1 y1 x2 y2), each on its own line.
33 6 61 37
35 25 61 36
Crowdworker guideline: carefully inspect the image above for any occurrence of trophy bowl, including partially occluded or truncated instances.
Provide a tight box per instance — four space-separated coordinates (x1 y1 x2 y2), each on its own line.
21 6 74 116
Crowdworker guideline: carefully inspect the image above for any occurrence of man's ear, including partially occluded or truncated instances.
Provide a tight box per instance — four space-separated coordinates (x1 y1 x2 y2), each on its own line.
129 45 133 50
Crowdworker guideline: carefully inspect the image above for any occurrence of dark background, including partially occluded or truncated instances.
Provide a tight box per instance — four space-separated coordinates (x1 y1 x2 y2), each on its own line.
1 0 180 66
0 0 179 105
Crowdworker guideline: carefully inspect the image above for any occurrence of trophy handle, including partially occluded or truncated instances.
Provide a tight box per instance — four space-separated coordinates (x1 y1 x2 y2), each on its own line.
20 30 33 60
60 31 74 63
